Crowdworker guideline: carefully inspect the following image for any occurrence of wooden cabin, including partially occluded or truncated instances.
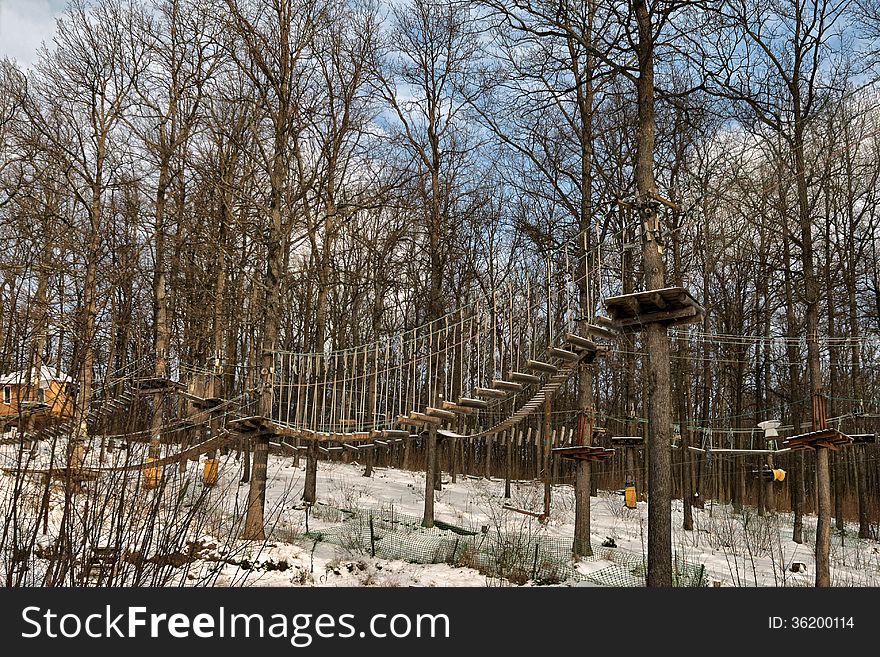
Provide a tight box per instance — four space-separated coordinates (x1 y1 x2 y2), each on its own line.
0 365 75 430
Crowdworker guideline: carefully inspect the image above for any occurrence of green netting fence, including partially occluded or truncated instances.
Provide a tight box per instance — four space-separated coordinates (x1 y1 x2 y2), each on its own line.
291 505 706 587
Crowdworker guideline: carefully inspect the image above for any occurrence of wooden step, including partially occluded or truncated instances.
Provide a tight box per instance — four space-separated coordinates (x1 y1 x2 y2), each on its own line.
371 429 411 440
548 346 581 361
441 401 475 414
458 397 489 409
426 406 457 420
527 360 558 373
585 322 617 340
564 333 597 350
396 415 426 428
510 371 541 385
411 411 442 425
474 387 508 399
492 379 523 392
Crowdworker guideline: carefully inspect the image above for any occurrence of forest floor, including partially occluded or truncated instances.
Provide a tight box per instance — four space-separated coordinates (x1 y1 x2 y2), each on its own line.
2 435 879 587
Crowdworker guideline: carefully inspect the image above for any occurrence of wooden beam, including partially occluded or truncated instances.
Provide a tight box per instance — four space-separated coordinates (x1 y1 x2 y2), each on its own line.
411 411 442 425
649 292 667 309
492 379 523 392
426 406 457 420
564 333 597 350
613 305 699 329
548 347 581 361
474 387 508 399
526 360 558 373
510 371 541 385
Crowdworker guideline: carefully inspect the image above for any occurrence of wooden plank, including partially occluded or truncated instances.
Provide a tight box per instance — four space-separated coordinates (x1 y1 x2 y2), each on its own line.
458 397 489 409
612 305 699 329
548 347 581 361
441 401 475 415
411 411 442 425
426 406 457 420
510 371 541 385
526 360 558 373
552 445 615 461
396 415 425 427
474 387 509 399
492 379 523 392
564 333 597 350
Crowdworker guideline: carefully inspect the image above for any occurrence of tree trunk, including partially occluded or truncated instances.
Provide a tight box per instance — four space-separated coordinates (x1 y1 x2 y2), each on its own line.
423 427 436 528
634 0 672 587
573 361 594 557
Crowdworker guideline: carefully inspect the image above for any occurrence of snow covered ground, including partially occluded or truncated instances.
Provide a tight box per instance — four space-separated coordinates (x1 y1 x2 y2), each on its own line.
2 436 879 587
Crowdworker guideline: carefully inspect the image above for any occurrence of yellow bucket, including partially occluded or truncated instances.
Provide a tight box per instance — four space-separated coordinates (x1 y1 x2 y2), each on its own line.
773 468 786 482
624 485 637 509
203 458 219 486
143 457 160 489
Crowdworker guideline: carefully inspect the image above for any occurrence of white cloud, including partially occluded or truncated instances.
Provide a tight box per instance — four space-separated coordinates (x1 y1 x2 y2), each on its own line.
0 0 67 68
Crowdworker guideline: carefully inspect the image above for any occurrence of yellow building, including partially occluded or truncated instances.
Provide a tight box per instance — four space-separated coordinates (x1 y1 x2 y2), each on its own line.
0 365 75 430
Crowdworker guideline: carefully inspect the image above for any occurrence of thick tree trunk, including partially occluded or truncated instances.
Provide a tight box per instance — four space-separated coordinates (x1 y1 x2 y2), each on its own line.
634 0 672 587
303 441 318 503
423 427 436 528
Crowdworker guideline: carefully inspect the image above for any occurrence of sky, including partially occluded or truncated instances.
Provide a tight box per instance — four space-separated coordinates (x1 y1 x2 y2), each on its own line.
0 0 67 67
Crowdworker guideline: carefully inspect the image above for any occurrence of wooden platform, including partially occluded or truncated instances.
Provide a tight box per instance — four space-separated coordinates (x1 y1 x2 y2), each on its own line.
186 394 226 410
782 428 852 451
227 415 276 436
603 287 704 332
850 433 877 445
551 445 616 462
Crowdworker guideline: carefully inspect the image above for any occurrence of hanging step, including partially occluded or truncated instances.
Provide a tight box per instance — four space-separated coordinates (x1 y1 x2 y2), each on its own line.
426 406 457 421
458 397 489 409
474 387 508 399
548 347 581 361
564 333 597 351
526 360 558 374
396 415 426 428
441 401 475 415
586 321 618 340
370 428 411 440
411 411 442 425
492 379 523 393
510 371 541 385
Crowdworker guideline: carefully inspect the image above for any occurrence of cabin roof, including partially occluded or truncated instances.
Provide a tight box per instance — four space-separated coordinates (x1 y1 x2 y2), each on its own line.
0 365 73 388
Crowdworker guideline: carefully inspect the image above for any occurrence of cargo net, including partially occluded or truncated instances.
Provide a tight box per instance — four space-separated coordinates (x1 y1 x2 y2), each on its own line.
296 505 706 587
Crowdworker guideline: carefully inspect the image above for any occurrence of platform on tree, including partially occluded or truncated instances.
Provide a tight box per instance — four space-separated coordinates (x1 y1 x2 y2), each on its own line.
552 445 616 462
782 428 852 451
603 287 704 332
